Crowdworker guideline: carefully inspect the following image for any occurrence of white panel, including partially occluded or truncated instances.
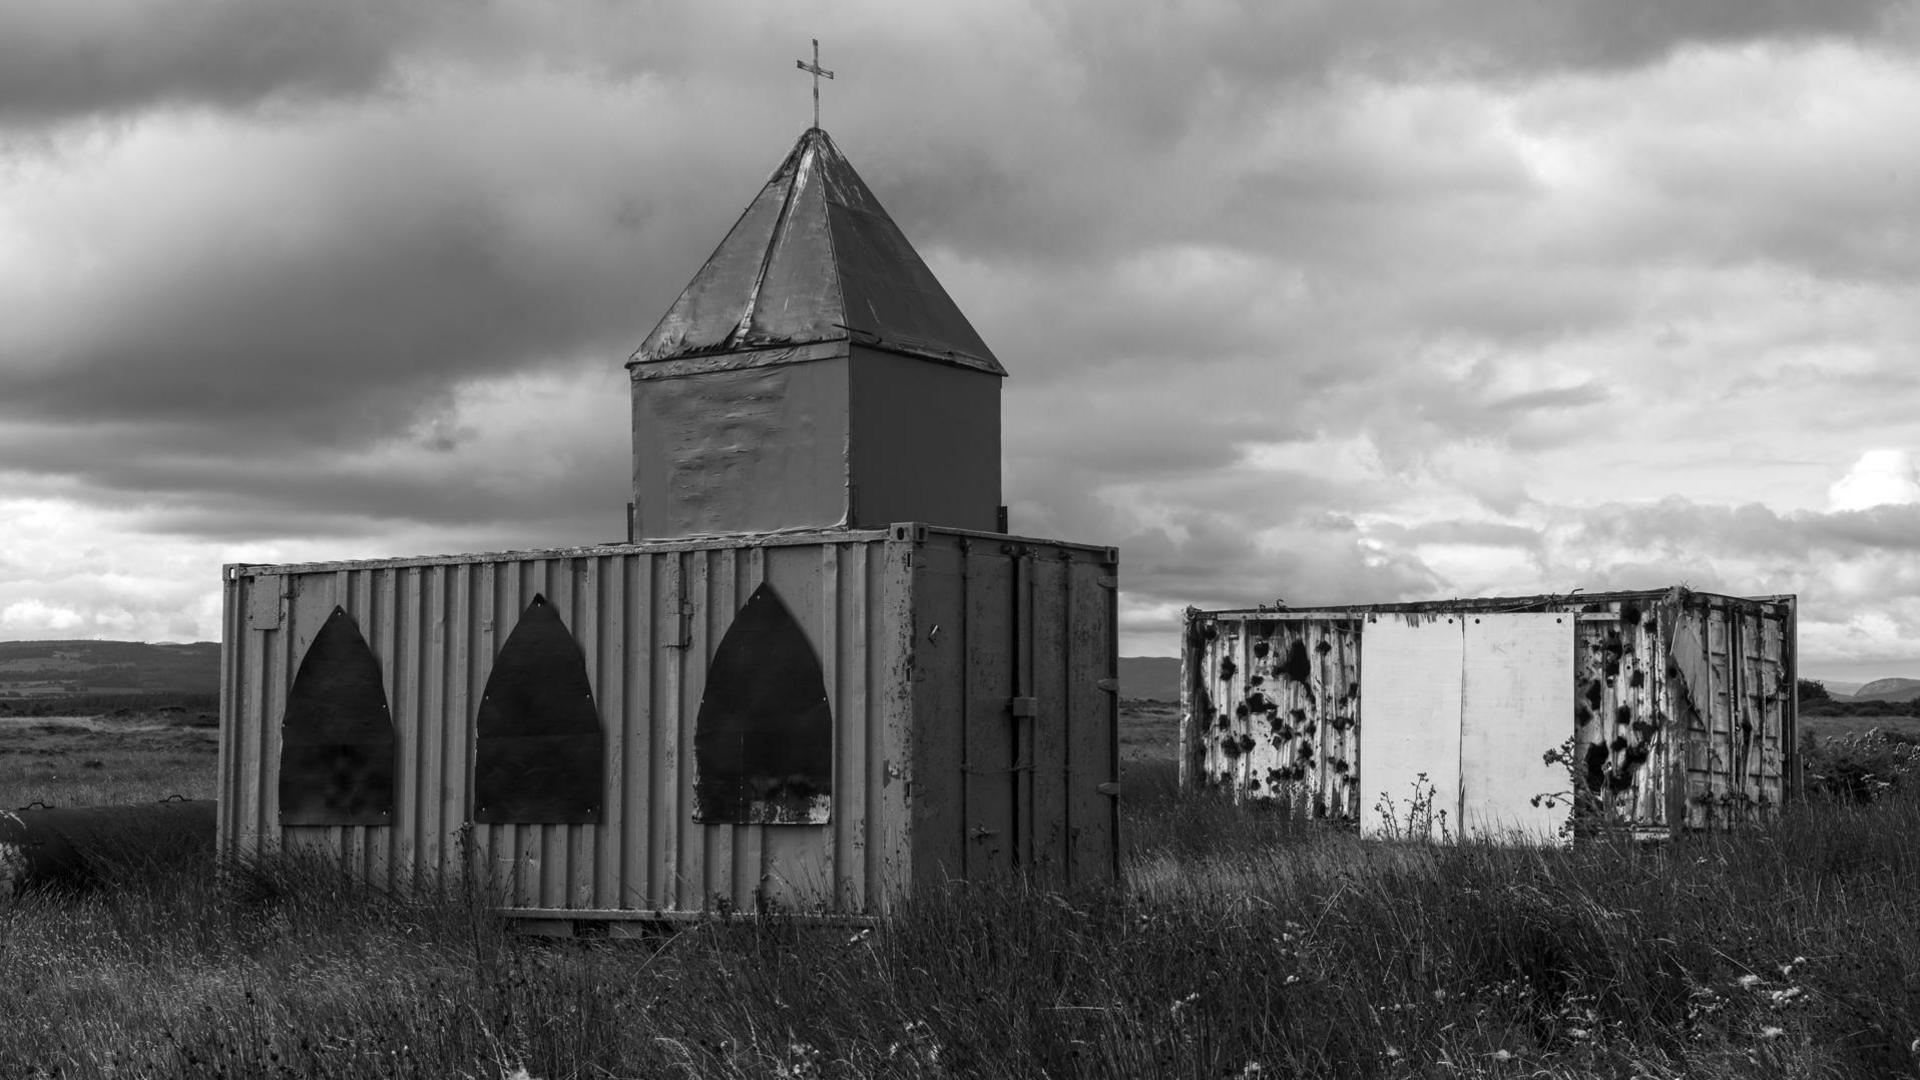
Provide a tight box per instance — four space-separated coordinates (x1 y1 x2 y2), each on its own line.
1460 613 1575 844
1358 614 1463 840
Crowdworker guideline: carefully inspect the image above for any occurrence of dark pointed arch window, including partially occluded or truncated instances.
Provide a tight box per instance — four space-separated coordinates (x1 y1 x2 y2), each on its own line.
694 582 833 824
280 607 396 825
473 595 604 824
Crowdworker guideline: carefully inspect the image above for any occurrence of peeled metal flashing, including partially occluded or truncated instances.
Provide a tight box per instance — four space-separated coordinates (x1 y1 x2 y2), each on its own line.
627 341 846 379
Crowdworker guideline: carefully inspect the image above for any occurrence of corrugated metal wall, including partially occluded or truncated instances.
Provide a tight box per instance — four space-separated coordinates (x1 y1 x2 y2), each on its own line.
1179 589 1795 835
221 527 1122 918
1179 613 1364 820
222 531 911 916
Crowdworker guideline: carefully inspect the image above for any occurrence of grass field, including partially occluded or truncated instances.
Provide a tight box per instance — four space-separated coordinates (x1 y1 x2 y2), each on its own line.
2 706 1917 1078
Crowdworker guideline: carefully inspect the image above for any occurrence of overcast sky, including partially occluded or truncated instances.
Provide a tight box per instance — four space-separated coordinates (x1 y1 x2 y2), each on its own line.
1 1 1917 682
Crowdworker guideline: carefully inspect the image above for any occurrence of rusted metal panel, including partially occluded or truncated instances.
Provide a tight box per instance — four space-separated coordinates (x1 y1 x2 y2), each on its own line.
1181 611 1363 819
1181 588 1795 836
221 526 1120 918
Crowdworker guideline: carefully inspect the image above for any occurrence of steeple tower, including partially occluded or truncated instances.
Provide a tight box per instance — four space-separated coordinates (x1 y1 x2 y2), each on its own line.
629 128 1005 538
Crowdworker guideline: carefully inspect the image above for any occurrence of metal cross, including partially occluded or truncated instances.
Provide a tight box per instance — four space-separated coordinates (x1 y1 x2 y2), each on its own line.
795 39 834 129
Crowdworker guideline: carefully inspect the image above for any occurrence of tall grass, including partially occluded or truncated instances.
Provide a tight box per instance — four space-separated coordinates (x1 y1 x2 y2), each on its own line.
2 762 1916 1078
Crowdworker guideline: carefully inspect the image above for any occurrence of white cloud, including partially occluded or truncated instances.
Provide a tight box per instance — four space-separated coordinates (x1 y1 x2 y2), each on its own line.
1829 449 1920 511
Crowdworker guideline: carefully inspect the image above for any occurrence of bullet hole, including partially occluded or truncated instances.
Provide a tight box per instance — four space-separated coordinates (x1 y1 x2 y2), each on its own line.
1297 743 1314 761
1280 641 1313 684
1643 615 1658 635
1267 768 1287 789
1203 623 1218 641
1575 706 1592 726
1248 778 1261 791
1290 707 1307 724
1611 735 1628 752
1333 758 1350 774
1584 743 1609 791
1581 602 1603 613
1222 738 1243 759
1315 640 1333 656
1621 603 1642 625
1220 657 1237 681
1585 680 1605 711
1235 702 1251 720
1216 714 1231 730
1247 692 1271 714
1219 769 1234 784
1606 768 1635 793
1666 659 1682 680
1603 657 1621 679
1348 682 1360 700
1239 734 1257 754
1631 720 1656 740
1740 718 1753 740
1249 675 1265 687
1615 705 1633 727
1313 792 1329 818
1629 669 1646 689
1275 725 1295 740
1329 714 1354 732
1253 640 1270 659
1303 720 1317 738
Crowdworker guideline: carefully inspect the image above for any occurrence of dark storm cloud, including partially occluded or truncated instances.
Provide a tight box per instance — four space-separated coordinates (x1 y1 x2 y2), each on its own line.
0 0 419 123
1057 0 1907 136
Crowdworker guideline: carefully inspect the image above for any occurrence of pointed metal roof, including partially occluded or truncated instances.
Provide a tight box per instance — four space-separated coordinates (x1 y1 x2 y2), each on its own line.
631 128 1004 376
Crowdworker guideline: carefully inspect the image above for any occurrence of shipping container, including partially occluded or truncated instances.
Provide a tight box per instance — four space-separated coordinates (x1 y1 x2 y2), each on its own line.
1179 588 1796 840
221 524 1120 927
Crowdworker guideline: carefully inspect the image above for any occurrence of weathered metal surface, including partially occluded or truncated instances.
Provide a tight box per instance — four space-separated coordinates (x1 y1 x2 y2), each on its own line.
693 581 833 825
626 128 1006 540
1358 614 1465 840
1457 613 1572 841
221 526 1121 918
1181 612 1363 820
632 128 1002 376
1 800 215 894
279 606 395 826
472 595 604 825
1181 589 1796 836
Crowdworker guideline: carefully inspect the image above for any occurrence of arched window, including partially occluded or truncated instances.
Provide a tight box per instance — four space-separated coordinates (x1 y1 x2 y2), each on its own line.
694 582 833 824
473 595 604 824
280 607 396 825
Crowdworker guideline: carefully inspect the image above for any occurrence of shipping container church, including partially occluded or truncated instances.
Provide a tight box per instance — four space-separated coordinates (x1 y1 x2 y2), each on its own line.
219 119 1122 930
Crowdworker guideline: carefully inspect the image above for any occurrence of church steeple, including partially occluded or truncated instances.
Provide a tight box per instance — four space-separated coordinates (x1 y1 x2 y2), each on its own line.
633 128 1003 376
628 128 1005 540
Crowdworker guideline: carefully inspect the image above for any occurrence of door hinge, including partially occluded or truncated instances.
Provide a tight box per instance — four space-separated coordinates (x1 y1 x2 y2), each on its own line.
1095 678 1117 693
1096 782 1121 797
1009 696 1039 719
969 826 1001 840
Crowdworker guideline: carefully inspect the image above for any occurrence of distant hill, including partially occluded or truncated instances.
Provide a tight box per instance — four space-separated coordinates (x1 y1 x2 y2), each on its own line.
1119 656 1181 701
1853 677 1920 703
0 640 220 697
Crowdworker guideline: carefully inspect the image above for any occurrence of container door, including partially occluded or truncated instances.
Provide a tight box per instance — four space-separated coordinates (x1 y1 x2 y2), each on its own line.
1459 612 1573 842
1358 614 1464 841
1359 612 1572 844
953 542 1118 884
